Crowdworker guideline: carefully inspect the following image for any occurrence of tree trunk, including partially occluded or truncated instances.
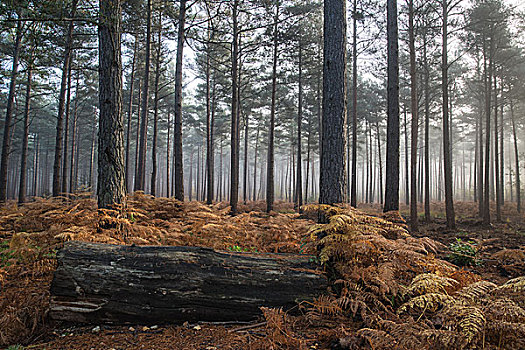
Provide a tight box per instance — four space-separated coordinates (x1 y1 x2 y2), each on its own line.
19 56 34 204
166 110 171 197
483 35 493 225
423 33 431 222
441 0 455 229
494 78 501 221
151 12 162 197
125 37 138 193
0 18 23 202
69 74 80 194
33 135 39 197
384 0 400 212
97 0 125 209
50 241 326 325
404 108 409 205
229 0 240 213
135 0 152 192
408 0 418 231
173 0 187 201
61 64 73 194
295 42 303 211
499 88 504 204
243 113 249 204
350 0 358 207
376 123 383 204
510 100 520 212
253 126 259 202
89 112 97 190
477 57 484 216
134 80 142 190
53 0 78 197
320 0 347 205
266 5 279 212
205 8 214 204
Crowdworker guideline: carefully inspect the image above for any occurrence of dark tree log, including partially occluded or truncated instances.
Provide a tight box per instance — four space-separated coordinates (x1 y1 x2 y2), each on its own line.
50 241 326 325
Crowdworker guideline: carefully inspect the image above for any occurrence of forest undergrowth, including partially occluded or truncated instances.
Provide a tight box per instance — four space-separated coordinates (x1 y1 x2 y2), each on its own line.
1 193 524 349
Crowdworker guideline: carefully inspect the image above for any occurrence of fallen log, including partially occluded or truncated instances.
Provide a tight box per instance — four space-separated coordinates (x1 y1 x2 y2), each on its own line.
50 241 326 324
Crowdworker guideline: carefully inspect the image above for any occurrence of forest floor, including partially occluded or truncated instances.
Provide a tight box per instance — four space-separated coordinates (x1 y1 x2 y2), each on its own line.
1 194 524 349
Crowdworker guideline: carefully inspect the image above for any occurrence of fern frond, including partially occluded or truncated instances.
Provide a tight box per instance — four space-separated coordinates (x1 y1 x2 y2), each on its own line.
492 248 525 263
494 276 525 293
406 273 458 296
399 293 454 314
447 306 485 343
455 280 497 302
485 321 525 349
422 329 468 350
484 298 525 323
357 328 399 349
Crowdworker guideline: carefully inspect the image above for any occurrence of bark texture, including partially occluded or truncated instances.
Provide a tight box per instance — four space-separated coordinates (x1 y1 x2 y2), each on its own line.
18 59 33 204
266 5 279 212
320 0 347 205
173 0 187 201
135 0 152 192
50 241 327 324
442 0 456 229
408 0 418 231
384 0 400 212
0 19 23 202
230 0 240 214
97 0 125 209
53 0 78 197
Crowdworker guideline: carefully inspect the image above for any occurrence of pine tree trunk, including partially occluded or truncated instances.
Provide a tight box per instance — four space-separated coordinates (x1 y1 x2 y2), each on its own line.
404 108 409 205
423 32 431 222
477 57 484 216
376 123 383 204
61 65 73 194
19 58 33 204
33 135 39 197
97 0 125 209
53 0 78 197
189 152 193 201
69 74 80 194
229 0 240 213
243 114 249 204
305 121 311 204
266 5 279 212
494 78 501 221
441 0 455 229
135 0 152 192
205 10 214 204
253 126 259 202
151 14 162 197
125 37 138 193
350 0 358 207
483 36 493 225
166 110 170 197
89 113 97 190
0 18 23 202
499 89 504 204
134 80 142 190
173 0 187 201
320 0 347 205
295 43 303 211
408 0 418 231
384 0 400 212
509 100 520 212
